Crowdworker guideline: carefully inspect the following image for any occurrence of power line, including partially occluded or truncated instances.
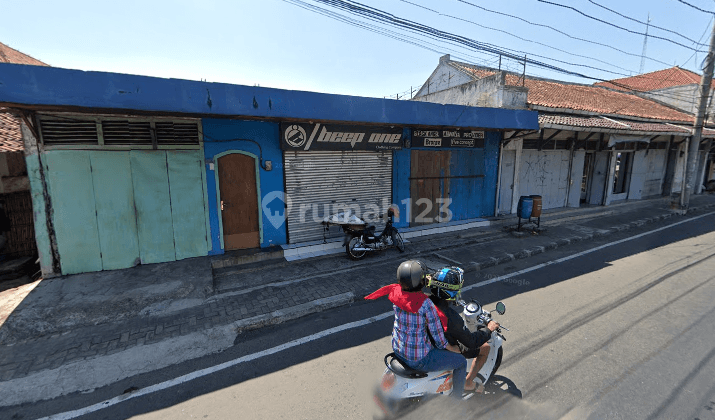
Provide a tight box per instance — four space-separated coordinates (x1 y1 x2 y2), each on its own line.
287 0 706 105
283 0 499 67
675 0 715 15
587 0 707 46
398 0 638 75
536 0 706 52
683 16 714 66
304 0 618 80
455 0 673 68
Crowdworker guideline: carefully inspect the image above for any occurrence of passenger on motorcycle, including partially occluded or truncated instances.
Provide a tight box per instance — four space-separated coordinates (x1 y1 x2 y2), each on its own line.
365 260 468 399
427 267 500 393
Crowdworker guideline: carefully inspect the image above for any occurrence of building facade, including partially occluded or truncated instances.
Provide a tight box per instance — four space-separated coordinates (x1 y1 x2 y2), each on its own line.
0 63 538 277
414 56 715 215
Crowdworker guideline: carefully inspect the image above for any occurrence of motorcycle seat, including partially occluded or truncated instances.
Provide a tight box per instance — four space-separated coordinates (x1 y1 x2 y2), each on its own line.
385 353 429 379
365 225 376 233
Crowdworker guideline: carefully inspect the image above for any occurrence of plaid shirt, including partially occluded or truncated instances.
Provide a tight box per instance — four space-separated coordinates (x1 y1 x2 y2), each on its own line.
392 298 448 363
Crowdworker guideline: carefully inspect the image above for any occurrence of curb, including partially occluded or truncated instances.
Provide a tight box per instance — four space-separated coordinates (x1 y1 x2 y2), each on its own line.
0 292 356 407
464 204 715 273
232 292 355 335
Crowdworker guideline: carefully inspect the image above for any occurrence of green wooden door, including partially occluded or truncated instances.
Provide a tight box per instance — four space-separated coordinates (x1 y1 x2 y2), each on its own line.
45 151 103 275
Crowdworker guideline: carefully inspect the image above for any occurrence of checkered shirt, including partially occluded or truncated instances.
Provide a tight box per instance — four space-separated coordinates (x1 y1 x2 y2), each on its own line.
392 298 448 363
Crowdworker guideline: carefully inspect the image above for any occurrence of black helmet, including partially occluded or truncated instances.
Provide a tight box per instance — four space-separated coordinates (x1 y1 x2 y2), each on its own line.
428 267 464 301
397 260 427 291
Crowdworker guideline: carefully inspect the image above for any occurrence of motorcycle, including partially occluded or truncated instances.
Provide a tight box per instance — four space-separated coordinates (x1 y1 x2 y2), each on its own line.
373 297 507 418
324 208 405 260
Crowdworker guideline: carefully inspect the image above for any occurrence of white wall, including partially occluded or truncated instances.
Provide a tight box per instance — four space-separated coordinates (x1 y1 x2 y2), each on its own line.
413 61 474 98
518 149 571 210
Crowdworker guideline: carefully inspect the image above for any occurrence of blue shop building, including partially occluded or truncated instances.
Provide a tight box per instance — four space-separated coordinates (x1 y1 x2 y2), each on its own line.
0 63 537 277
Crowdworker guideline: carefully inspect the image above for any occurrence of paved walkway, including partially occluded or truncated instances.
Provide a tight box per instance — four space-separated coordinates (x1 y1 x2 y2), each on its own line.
1 194 715 405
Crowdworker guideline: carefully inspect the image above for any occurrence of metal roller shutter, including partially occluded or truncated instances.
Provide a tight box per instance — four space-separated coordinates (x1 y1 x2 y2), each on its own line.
284 150 392 243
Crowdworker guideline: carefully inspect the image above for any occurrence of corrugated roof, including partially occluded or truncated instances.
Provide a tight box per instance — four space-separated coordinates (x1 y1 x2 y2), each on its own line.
0 42 48 66
452 63 696 123
594 67 702 92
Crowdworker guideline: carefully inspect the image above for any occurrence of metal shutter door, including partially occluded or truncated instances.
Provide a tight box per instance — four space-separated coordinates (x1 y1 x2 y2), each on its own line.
284 150 392 244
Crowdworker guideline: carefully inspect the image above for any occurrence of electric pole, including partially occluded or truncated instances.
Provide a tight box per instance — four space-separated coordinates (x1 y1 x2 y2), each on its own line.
681 19 715 211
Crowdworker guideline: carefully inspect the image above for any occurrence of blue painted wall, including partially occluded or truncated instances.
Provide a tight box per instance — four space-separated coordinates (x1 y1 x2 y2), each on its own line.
481 131 501 217
392 129 412 228
202 119 285 254
0 63 538 131
392 130 502 226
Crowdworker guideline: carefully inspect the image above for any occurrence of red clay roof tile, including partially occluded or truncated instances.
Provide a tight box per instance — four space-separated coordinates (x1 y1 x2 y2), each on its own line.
0 109 24 152
0 42 48 66
594 67 702 92
452 63 695 123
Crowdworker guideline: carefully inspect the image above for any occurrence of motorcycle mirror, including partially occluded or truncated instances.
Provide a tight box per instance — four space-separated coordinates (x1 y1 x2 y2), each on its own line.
495 301 506 315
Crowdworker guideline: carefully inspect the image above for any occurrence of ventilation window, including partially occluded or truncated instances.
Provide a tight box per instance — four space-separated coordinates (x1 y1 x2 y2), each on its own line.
39 115 200 148
102 120 152 145
155 122 200 145
40 118 98 145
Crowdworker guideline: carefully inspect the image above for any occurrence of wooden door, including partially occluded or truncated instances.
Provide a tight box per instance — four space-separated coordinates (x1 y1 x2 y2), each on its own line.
218 153 260 250
410 150 451 225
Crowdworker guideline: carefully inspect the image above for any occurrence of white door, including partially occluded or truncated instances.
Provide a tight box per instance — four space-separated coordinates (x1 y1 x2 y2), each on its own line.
498 150 516 214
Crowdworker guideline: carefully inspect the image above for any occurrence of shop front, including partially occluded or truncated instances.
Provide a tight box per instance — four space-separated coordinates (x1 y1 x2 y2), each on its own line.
280 122 402 244
392 128 499 226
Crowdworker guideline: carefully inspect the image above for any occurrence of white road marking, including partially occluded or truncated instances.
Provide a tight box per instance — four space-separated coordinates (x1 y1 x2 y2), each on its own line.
41 210 715 420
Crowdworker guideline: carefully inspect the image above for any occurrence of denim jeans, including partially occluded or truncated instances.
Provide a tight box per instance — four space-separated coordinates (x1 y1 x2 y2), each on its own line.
408 348 467 399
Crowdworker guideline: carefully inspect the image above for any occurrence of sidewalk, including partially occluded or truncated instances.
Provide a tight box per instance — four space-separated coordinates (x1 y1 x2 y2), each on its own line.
2 194 715 406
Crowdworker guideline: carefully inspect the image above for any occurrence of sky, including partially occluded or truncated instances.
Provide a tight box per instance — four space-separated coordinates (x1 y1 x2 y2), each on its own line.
1 0 714 99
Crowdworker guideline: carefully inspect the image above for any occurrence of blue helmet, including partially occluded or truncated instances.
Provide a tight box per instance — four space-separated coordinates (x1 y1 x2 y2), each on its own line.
428 267 464 301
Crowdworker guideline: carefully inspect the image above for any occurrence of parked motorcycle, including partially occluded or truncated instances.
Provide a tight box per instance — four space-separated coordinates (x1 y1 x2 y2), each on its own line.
339 208 405 260
373 297 507 418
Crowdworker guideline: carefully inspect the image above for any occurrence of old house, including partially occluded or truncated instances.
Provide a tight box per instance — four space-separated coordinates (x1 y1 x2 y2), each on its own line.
413 55 714 215
596 67 715 192
0 42 48 264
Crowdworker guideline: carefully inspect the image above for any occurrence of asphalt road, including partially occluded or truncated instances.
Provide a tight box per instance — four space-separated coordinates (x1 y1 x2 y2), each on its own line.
7 211 715 420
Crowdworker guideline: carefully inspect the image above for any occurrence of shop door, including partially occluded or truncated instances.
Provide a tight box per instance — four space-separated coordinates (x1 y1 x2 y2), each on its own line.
410 150 451 225
581 152 593 203
218 153 260 250
588 151 610 205
284 151 392 244
498 150 516 214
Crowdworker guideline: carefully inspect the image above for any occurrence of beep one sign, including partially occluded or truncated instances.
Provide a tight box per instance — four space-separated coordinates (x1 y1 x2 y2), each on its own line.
281 123 403 151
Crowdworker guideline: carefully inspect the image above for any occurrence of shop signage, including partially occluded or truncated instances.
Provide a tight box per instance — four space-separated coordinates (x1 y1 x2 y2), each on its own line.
412 129 485 148
281 123 403 151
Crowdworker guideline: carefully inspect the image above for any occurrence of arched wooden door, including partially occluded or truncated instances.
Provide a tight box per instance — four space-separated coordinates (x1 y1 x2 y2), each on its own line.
217 153 260 250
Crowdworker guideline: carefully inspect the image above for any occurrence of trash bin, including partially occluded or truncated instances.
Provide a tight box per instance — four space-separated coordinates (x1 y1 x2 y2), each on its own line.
517 196 533 220
529 195 542 218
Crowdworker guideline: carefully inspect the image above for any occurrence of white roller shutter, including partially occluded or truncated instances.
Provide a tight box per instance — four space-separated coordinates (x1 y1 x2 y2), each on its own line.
284 150 392 243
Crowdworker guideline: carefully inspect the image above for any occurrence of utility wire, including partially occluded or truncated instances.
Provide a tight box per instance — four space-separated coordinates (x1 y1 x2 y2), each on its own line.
305 0 615 80
675 0 715 15
683 16 714 66
398 0 636 74
586 0 707 46
455 0 673 68
284 0 498 67
536 0 706 52
287 0 706 104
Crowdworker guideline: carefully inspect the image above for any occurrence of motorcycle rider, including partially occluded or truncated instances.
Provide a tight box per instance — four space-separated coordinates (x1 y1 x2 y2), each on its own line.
365 260 468 398
427 267 500 393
